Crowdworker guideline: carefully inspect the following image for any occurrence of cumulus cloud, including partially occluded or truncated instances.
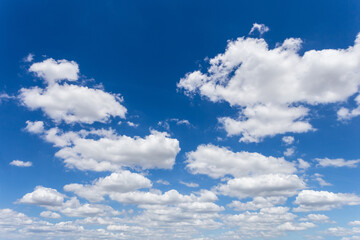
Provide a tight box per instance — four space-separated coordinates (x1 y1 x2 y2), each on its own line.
223 207 304 238
228 196 287 211
9 160 32 167
313 173 332 187
25 120 44 134
40 211 61 219
294 190 360 212
20 83 127 124
24 53 34 62
249 23 269 35
29 58 79 84
298 158 311 170
178 31 360 142
299 213 331 223
185 144 296 179
338 95 360 120
215 174 305 199
316 158 360 168
18 186 66 207
64 171 152 202
284 147 295 157
25 124 180 171
282 136 295 145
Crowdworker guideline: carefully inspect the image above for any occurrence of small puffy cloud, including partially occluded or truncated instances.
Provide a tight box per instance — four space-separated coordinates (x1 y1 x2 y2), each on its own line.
25 120 44 134
316 158 360 168
282 136 295 145
338 95 360 120
9 160 32 167
349 221 360 226
180 181 199 188
40 211 61 219
29 58 79 84
215 174 305 199
178 31 360 142
298 158 311 170
228 196 287 211
64 171 152 202
0 93 15 103
284 147 295 157
249 23 270 35
294 190 360 212
126 121 139 127
185 144 296 179
18 186 66 207
20 83 127 124
24 53 34 63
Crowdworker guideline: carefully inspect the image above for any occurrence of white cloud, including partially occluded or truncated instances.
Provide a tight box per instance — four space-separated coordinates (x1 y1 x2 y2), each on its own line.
40 211 61 219
294 190 360 212
282 136 295 145
25 120 44 134
9 160 32 167
284 147 295 157
178 32 360 142
18 186 66 207
180 181 199 188
249 23 270 35
20 83 127 124
228 196 287 211
277 221 316 231
338 94 360 120
219 104 312 143
215 174 305 199
350 221 360 226
316 157 360 168
127 121 139 127
24 53 34 62
300 213 331 223
29 58 79 84
298 158 311 170
156 179 170 185
64 171 152 202
26 125 180 172
314 173 332 187
185 144 296 179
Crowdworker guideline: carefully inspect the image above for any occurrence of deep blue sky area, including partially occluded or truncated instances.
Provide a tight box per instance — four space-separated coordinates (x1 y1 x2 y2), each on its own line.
1 1 360 239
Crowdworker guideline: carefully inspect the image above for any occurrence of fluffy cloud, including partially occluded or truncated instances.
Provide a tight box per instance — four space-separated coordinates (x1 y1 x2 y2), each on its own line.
178 32 360 142
338 94 360 120
29 58 79 84
64 171 152 202
9 160 32 167
294 190 360 212
25 120 44 134
40 211 61 219
25 123 180 171
215 174 305 199
228 196 287 211
223 207 305 238
299 213 331 223
249 23 269 35
20 83 127 124
18 186 66 207
185 144 296 178
316 158 360 168
282 136 295 145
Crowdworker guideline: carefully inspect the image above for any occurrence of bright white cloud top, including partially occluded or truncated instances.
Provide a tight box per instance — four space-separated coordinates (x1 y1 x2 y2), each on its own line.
178 32 360 142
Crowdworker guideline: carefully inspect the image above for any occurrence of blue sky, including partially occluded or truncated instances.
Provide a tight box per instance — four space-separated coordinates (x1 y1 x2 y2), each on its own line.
1 0 360 239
